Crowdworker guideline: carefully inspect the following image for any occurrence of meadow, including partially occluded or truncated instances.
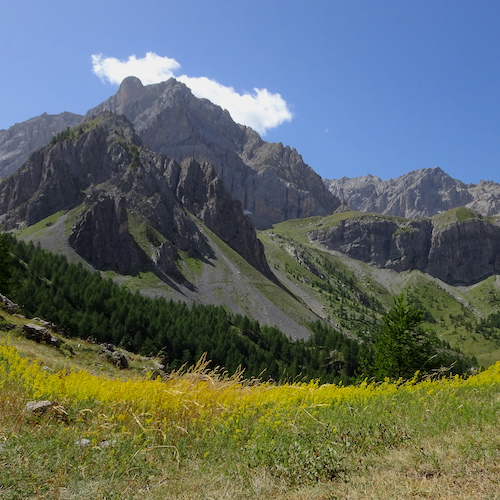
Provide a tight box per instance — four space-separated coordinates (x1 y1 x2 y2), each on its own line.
0 332 499 499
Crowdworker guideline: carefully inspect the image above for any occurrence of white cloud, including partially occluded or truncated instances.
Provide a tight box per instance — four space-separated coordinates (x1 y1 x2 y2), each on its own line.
91 52 180 85
91 52 292 135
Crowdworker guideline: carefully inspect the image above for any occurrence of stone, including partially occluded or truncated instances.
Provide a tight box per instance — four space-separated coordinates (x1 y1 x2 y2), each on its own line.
0 293 20 314
25 400 67 420
25 400 56 415
75 438 91 447
22 323 62 348
100 344 129 369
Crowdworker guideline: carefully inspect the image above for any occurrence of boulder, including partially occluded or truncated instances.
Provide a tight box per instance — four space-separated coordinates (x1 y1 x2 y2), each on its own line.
22 323 61 348
0 293 20 314
100 344 129 369
25 400 68 420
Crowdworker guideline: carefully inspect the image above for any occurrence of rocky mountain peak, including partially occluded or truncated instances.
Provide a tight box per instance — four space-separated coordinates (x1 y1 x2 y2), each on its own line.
0 112 275 281
0 111 83 178
87 78 339 226
117 76 145 103
1 77 340 227
325 167 500 218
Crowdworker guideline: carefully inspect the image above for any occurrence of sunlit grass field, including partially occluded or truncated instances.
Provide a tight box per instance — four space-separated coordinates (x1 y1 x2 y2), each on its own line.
1 333 499 499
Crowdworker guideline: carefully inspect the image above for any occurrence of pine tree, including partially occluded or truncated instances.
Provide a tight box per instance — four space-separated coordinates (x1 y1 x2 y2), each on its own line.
0 233 12 294
370 293 433 380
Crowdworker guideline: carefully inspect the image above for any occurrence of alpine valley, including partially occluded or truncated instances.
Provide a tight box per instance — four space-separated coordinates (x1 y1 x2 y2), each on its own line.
1 76 500 370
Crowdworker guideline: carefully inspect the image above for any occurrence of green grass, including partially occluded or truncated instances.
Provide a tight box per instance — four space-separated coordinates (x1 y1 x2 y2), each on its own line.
432 206 496 229
464 275 500 316
401 274 500 367
14 210 68 239
176 249 204 278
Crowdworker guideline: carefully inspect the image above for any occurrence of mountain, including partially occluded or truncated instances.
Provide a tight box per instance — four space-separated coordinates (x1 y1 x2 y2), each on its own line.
324 167 500 218
0 112 272 278
0 112 320 339
0 112 83 178
307 208 500 286
1 79 499 367
86 77 340 227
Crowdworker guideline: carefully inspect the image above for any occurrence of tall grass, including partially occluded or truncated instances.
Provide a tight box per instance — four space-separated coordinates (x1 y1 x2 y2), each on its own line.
1 339 499 499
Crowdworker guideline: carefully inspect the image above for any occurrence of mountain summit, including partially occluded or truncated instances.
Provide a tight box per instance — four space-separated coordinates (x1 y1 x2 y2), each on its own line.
87 77 340 227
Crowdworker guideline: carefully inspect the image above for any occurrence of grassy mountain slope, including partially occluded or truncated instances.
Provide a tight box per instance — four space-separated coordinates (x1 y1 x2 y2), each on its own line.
11 206 500 369
259 213 500 367
15 208 316 341
8 207 500 372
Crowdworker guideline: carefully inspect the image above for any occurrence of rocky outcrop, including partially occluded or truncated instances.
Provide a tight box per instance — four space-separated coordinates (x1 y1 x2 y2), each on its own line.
87 77 339 226
324 167 500 218
0 293 20 314
22 323 61 347
0 112 142 228
21 322 73 355
427 217 500 284
308 209 500 285
171 158 273 278
100 344 129 369
0 112 275 281
0 112 83 178
69 194 143 275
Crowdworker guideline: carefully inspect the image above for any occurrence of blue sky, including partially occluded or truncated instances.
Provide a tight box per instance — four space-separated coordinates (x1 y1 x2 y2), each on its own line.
1 1 499 184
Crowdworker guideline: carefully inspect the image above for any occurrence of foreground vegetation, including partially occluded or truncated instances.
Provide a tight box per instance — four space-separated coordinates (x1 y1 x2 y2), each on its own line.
0 327 499 499
0 230 498 498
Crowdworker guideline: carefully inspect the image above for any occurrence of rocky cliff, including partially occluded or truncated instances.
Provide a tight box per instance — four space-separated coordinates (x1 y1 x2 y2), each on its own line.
324 167 500 218
308 208 500 285
0 112 83 178
87 77 339 227
0 112 274 280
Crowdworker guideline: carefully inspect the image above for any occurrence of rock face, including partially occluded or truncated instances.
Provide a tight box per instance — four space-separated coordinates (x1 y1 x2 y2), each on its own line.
0 112 274 281
87 77 339 227
0 112 83 178
68 194 143 275
324 167 500 218
308 209 500 285
0 112 142 228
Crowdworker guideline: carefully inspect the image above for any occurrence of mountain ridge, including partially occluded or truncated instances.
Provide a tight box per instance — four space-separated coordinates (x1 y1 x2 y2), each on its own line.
0 112 83 178
307 208 500 285
2 79 500 222
324 167 500 218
